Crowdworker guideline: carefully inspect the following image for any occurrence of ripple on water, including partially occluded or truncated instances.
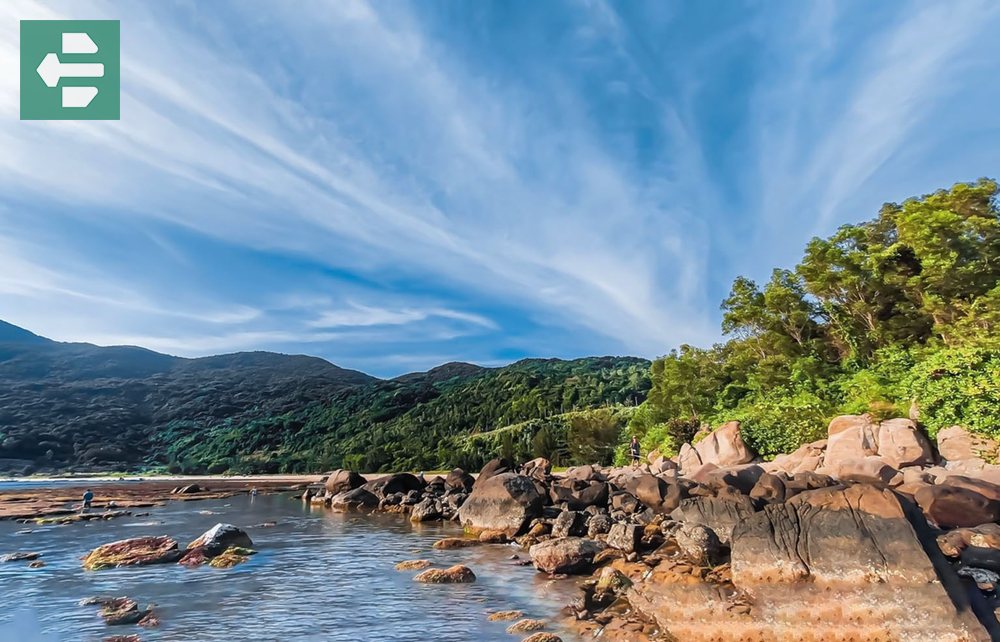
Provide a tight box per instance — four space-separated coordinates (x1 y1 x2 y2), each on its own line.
0 493 580 641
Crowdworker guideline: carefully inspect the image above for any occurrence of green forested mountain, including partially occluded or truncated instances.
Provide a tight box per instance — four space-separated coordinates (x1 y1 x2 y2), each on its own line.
630 178 1000 459
0 324 649 474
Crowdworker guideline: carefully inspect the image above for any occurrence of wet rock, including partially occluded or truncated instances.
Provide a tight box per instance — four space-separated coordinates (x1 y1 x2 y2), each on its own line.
103 636 141 642
330 487 380 512
172 484 201 494
413 564 476 583
324 470 366 495
478 529 509 543
606 523 640 553
529 537 605 574
0 551 41 562
28 560 45 568
458 473 545 537
187 523 253 556
506 618 547 633
914 485 1000 528
82 536 182 570
432 537 481 549
958 566 1000 592
208 546 255 568
487 610 524 621
395 559 432 570
98 598 146 626
178 546 210 568
521 635 562 642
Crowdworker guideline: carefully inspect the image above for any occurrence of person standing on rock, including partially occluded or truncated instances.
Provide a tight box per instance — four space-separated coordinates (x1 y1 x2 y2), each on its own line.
630 436 641 466
82 489 94 511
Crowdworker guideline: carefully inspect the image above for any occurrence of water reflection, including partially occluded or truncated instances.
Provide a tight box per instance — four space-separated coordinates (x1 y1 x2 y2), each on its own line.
0 491 580 641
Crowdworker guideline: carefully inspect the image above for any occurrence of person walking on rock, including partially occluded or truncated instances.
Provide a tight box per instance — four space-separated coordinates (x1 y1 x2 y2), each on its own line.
81 489 94 512
630 436 641 467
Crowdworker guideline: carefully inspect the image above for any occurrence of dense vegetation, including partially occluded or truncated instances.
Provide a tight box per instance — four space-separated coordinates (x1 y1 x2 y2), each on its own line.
157 357 649 473
630 178 1000 460
0 324 649 474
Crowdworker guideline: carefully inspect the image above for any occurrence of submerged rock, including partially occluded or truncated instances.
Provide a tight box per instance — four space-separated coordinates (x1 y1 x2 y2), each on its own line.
486 610 524 621
82 536 181 570
413 564 476 583
394 559 432 571
432 537 481 550
521 634 562 642
208 546 256 568
0 551 41 563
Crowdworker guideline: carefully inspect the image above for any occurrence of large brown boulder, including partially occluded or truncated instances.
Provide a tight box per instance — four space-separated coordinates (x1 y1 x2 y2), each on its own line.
938 426 999 463
877 418 934 468
475 458 513 488
823 415 879 466
914 485 1000 528
693 421 756 468
824 415 933 472
364 473 423 498
187 523 253 556
677 443 703 475
82 536 182 570
457 473 544 536
330 487 379 512
628 484 993 641
767 440 825 474
821 456 901 485
550 480 609 510
529 537 606 574
669 495 756 545
324 469 366 495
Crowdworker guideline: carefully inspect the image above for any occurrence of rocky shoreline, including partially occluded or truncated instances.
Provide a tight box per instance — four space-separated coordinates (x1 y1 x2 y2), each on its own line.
6 414 1000 641
306 414 1000 641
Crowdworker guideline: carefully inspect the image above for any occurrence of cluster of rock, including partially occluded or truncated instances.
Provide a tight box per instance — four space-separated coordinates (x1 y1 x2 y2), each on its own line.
303 467 479 522
322 415 1000 640
80 522 256 571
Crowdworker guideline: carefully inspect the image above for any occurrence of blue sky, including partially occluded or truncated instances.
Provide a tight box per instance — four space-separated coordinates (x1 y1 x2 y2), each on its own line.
1 0 999 377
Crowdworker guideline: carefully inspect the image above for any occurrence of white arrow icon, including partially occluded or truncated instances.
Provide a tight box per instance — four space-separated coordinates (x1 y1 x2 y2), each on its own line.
35 33 104 108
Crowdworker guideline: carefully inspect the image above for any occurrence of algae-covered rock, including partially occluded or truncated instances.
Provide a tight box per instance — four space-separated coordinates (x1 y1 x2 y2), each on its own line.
82 537 181 570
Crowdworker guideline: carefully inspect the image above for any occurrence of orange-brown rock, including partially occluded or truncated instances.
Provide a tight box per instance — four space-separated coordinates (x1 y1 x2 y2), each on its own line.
626 484 993 641
82 536 181 570
413 564 476 583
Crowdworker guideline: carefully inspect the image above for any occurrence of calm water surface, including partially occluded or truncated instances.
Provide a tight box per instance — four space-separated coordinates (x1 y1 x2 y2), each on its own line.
0 487 581 641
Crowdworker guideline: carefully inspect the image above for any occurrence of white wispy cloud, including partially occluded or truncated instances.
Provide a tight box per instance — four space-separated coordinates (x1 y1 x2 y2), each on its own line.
1 0 999 374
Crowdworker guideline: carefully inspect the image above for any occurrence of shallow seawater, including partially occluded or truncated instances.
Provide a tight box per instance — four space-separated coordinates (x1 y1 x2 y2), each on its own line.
0 489 581 641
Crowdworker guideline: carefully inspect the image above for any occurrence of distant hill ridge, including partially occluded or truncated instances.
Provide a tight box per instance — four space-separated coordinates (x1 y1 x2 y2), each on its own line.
0 320 650 474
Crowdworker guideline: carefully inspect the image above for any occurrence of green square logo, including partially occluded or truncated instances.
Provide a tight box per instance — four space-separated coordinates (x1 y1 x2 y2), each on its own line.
20 20 120 120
